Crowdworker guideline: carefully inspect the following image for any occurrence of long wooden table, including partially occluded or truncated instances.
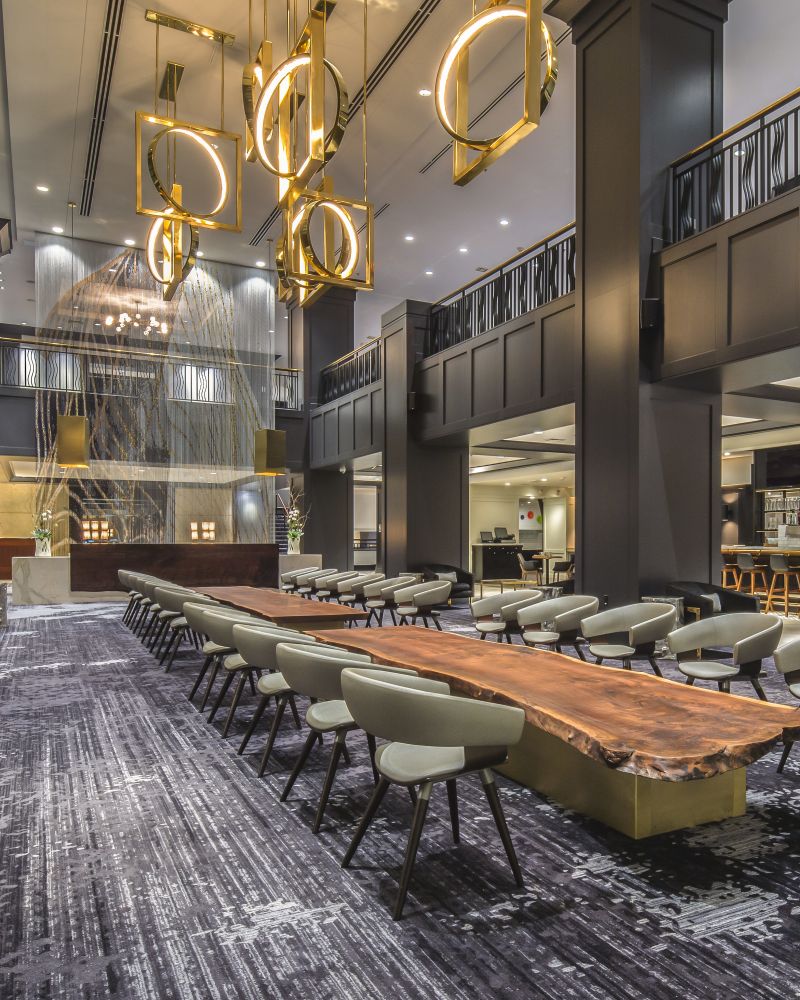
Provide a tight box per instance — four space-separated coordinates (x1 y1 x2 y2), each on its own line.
308 626 800 839
203 586 367 630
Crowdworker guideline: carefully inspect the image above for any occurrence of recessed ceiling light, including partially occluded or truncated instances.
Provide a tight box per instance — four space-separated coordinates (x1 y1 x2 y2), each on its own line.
533 429 543 435
418 88 431 97
268 328 274 333
459 247 468 253
424 270 433 276
540 477 548 482
197 249 204 257
404 234 415 242
52 226 63 234
21 321 27 325
504 482 511 486
124 238 135 246
724 451 732 456
499 218 509 226
36 184 49 193
255 260 266 267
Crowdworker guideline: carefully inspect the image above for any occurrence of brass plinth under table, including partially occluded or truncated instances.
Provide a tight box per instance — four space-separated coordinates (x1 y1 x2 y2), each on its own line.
308 626 798 840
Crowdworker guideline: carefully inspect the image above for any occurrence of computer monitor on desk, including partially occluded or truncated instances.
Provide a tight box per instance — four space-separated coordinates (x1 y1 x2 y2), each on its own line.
493 527 515 542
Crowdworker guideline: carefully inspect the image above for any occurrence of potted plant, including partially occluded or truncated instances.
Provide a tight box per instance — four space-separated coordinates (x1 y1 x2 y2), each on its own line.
285 489 309 554
32 509 54 557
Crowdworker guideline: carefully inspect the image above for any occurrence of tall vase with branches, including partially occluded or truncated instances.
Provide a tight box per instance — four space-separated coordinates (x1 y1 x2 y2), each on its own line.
32 509 53 557
285 488 309 554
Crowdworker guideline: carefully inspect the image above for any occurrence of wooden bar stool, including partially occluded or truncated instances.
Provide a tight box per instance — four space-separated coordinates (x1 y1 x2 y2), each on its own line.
766 554 800 615
735 552 768 596
721 558 739 589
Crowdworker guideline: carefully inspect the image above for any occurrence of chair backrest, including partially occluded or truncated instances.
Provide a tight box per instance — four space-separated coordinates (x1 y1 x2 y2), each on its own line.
667 612 782 664
232 622 318 669
281 566 319 583
341 668 525 748
736 552 755 570
471 590 541 618
201 607 263 646
339 572 384 594
770 555 790 573
153 586 200 614
373 575 418 599
394 579 452 607
518 594 599 631
581 602 677 644
296 567 338 586
774 637 800 677
182 599 224 631
276 642 376 700
316 571 360 588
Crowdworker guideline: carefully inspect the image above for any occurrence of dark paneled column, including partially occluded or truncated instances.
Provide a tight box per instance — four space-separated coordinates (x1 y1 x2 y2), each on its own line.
555 0 730 602
291 288 356 564
381 301 468 576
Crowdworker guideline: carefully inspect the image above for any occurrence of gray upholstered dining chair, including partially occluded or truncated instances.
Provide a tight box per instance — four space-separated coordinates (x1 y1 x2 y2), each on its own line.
295 568 340 598
185 605 262 710
280 566 319 592
336 572 385 609
276 642 400 833
579 602 677 675
151 586 207 668
363 575 417 626
395 580 453 628
773 638 800 770
518 594 600 652
340 666 526 920
667 612 782 700
314 571 362 601
469 590 543 642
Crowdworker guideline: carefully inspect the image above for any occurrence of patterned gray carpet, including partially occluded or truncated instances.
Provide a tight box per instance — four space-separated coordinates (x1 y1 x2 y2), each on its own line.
2 601 800 999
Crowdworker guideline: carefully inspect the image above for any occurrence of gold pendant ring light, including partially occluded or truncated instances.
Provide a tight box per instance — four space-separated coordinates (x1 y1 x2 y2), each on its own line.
147 126 229 220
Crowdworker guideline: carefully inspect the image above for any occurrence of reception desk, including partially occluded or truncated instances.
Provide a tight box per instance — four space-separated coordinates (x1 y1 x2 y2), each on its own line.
472 543 525 581
70 543 280 592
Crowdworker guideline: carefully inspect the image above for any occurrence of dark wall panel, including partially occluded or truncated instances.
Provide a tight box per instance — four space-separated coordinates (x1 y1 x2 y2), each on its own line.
504 322 538 408
729 211 800 345
353 393 372 451
0 394 36 455
338 400 354 455
471 340 501 416
541 305 576 397
416 364 441 437
310 414 324 464
662 246 717 363
443 354 469 425
323 409 338 458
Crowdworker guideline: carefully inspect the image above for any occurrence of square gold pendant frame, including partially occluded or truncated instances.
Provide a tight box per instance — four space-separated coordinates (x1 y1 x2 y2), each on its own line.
135 111 242 232
282 186 374 306
452 0 542 186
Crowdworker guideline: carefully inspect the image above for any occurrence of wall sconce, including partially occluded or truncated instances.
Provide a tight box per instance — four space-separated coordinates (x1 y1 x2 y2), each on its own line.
254 428 287 476
56 414 89 468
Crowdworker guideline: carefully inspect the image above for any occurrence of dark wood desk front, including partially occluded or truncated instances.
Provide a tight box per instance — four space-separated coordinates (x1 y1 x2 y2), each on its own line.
203 586 367 629
70 543 279 592
0 538 35 579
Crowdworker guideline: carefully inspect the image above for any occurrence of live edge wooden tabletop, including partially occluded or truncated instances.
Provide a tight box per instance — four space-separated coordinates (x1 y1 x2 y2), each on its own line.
203 587 368 624
307 626 800 783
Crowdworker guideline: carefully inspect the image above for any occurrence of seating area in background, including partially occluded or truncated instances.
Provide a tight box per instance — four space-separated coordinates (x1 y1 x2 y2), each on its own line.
719 552 800 615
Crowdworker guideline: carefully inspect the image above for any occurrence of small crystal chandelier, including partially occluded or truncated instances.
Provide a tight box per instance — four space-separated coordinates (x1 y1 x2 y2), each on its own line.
104 301 169 336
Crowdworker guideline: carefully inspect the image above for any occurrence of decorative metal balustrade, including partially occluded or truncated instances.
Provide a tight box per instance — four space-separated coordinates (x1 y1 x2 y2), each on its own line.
273 367 303 409
425 224 576 358
670 87 800 243
319 337 382 404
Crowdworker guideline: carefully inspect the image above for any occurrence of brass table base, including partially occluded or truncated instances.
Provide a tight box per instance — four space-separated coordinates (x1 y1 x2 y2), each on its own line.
497 722 747 839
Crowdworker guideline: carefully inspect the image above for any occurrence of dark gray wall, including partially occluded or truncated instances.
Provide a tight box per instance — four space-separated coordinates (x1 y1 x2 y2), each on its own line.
660 188 800 378
415 295 576 442
0 392 35 455
309 383 383 468
571 0 728 603
303 468 353 570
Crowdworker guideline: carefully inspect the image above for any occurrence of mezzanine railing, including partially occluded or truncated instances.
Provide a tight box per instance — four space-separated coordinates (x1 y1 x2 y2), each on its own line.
319 337 382 404
424 224 576 359
273 367 303 409
670 86 800 243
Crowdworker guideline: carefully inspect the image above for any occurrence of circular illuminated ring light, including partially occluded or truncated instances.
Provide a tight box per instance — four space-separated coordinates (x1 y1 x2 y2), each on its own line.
435 6 558 150
146 212 199 287
298 200 359 280
253 55 348 178
147 127 229 221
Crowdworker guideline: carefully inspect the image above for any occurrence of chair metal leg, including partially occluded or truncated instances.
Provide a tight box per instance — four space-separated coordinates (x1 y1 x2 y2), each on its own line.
208 670 235 722
446 779 460 844
366 732 379 784
163 631 184 671
288 694 301 729
258 695 290 776
685 676 695 686
648 656 663 678
189 655 213 701
393 781 432 920
778 741 794 773
342 777 390 868
199 657 222 711
312 730 347 834
280 729 318 800
480 770 523 887
222 672 249 737
751 677 768 701
238 693 270 754
159 630 178 666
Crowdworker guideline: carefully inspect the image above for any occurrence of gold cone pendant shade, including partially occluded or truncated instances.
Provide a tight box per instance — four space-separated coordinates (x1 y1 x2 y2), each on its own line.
254 428 286 476
56 415 90 468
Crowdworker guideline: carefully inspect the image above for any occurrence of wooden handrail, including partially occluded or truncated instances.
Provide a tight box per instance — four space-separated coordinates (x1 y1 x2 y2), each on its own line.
320 336 381 373
431 222 576 308
670 85 800 169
